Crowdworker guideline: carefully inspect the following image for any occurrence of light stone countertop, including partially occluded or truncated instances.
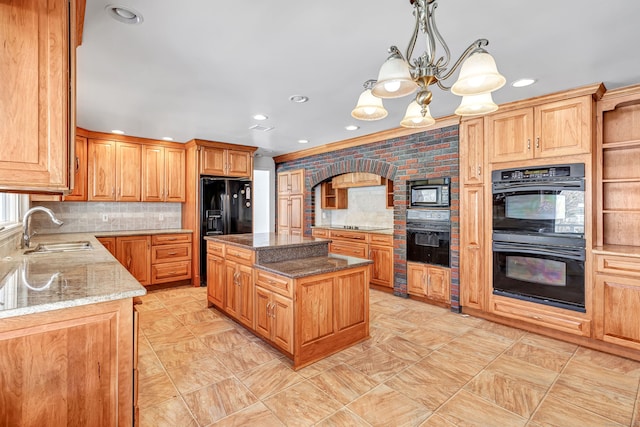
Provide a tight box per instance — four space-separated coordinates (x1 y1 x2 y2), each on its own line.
311 226 394 236
0 232 149 319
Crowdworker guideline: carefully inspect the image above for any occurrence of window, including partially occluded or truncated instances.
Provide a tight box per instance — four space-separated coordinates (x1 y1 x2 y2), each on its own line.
0 192 26 229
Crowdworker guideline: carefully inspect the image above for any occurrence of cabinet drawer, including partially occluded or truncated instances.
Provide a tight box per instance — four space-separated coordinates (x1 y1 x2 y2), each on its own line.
152 261 191 284
595 254 640 277
255 269 293 298
491 296 591 337
312 228 330 238
152 243 191 263
329 241 368 258
226 246 255 265
152 233 192 245
207 241 225 257
329 230 368 242
369 233 393 246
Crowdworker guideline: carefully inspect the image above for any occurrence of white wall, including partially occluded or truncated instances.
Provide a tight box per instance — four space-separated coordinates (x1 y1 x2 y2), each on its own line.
254 156 276 233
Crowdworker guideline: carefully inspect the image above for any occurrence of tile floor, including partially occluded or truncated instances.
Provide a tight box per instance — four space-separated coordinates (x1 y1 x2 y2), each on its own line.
137 286 640 426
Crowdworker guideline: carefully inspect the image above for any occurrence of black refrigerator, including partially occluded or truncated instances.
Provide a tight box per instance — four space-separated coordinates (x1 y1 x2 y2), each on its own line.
200 177 252 285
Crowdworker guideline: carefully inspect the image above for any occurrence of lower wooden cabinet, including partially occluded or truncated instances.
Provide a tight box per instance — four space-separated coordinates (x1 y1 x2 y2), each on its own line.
97 236 116 257
116 235 151 286
0 298 136 426
255 286 294 353
224 260 254 328
151 233 192 284
206 253 225 307
407 261 451 304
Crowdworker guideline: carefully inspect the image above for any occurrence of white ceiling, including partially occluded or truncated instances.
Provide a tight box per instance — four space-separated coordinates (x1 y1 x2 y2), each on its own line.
77 1 640 157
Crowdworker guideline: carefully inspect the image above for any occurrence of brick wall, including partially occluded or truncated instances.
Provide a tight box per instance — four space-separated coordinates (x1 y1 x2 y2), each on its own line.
276 125 461 312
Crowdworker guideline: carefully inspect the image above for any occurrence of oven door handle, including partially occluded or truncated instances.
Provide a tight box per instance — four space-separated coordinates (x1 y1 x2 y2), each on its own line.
492 180 584 193
492 241 585 261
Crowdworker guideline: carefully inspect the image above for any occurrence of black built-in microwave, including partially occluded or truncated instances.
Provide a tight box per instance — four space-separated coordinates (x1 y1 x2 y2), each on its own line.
409 177 450 208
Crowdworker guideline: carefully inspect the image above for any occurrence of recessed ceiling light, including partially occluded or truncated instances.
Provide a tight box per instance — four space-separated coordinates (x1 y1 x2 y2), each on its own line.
162 137 173 141
253 114 268 121
105 5 144 25
111 129 125 135
512 78 536 88
345 125 360 131
298 139 309 144
289 95 309 103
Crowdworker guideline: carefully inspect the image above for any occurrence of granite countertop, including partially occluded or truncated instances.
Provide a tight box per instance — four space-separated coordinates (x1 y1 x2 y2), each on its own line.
312 226 394 236
205 233 329 250
255 254 373 279
0 233 147 319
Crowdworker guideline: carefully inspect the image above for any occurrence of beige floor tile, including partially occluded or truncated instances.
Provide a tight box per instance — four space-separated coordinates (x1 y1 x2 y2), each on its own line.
422 346 487 380
422 312 479 336
519 332 579 354
372 315 423 335
633 395 640 427
153 337 213 369
504 340 572 372
436 390 527 427
138 396 198 427
346 346 410 382
315 408 371 426
210 402 284 427
175 308 221 325
140 313 184 336
263 381 343 426
137 372 179 409
236 358 305 399
348 383 431 426
486 355 558 388
401 327 458 350
572 346 640 378
166 299 208 316
308 363 379 405
562 358 639 393
182 377 258 425
476 320 527 340
158 295 195 307
186 317 235 337
165 354 233 394
419 413 459 427
145 325 195 350
531 395 626 427
134 298 165 312
200 328 255 352
217 341 279 374
137 349 166 379
377 334 433 362
295 354 336 378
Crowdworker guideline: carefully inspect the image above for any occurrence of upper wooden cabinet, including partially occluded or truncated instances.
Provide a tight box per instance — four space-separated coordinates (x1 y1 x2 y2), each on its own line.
332 172 381 189
201 146 252 178
459 118 485 185
142 145 186 202
278 169 304 195
63 135 88 201
487 95 596 163
0 0 76 192
88 139 142 201
320 181 347 209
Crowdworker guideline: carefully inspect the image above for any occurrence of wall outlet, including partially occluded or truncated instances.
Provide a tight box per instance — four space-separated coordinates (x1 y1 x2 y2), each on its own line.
102 214 108 222
159 213 164 221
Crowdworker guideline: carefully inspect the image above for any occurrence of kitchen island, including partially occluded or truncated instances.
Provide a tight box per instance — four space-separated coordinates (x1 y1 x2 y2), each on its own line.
0 233 147 426
205 233 372 369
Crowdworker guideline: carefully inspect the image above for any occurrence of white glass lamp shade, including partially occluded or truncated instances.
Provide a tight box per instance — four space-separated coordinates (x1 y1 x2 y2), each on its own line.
351 89 388 121
454 92 499 116
371 56 418 99
400 101 436 128
451 52 506 96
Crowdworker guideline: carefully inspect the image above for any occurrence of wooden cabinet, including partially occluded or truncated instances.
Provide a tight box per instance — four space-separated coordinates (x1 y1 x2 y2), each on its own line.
594 253 640 351
369 234 394 289
0 298 135 426
0 0 75 192
207 253 225 308
278 194 304 236
332 172 382 189
142 145 186 202
460 118 485 185
88 140 142 201
116 235 151 286
224 261 254 328
320 181 347 209
64 135 88 201
255 270 294 353
200 146 252 178
487 96 594 163
278 169 304 195
407 261 451 304
460 187 485 310
151 234 192 284
97 237 116 257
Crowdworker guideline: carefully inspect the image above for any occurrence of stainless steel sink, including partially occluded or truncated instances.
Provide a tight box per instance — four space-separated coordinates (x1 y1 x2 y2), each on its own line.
24 241 93 255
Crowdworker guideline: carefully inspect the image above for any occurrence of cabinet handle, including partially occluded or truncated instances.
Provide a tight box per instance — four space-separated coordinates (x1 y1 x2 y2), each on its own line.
168 252 177 255
75 157 80 172
118 187 121 197
112 187 116 196
477 166 481 176
427 275 431 287
535 137 540 149
368 250 372 258
527 139 531 150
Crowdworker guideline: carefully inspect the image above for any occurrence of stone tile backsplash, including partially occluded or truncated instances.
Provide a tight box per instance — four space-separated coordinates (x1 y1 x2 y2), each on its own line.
315 185 393 228
28 202 182 234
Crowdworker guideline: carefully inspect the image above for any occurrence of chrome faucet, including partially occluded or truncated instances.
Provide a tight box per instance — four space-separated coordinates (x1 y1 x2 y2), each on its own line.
22 206 64 249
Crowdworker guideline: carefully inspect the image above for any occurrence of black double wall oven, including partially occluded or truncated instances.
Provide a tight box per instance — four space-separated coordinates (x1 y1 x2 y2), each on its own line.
491 163 586 312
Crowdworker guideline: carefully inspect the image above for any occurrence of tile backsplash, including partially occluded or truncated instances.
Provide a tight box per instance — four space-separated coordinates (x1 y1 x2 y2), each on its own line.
29 202 182 234
315 185 393 228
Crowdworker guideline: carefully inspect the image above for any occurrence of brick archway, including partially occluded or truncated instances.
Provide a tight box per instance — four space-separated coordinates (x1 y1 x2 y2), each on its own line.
308 159 398 189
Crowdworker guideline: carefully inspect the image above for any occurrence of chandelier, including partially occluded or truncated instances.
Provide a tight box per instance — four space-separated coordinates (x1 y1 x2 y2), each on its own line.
351 0 506 128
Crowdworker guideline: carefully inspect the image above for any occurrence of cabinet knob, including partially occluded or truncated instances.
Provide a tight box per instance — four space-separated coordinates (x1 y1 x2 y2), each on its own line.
535 137 540 149
477 166 481 176
527 139 531 150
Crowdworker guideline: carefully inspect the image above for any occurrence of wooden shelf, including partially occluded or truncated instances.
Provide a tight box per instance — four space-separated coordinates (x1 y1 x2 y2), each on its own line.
321 181 347 210
602 178 640 183
384 178 394 209
602 139 640 149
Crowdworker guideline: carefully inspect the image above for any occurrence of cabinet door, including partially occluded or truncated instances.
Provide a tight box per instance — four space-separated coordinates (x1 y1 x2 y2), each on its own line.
117 143 141 201
227 150 252 177
254 287 272 339
207 254 225 308
427 266 450 303
277 196 291 232
116 236 151 286
595 274 640 351
142 146 164 202
289 169 304 194
201 147 225 175
88 139 116 201
407 262 427 296
487 107 534 163
369 245 394 288
277 172 291 195
289 194 304 235
97 237 117 257
272 293 293 353
535 96 592 158
164 147 186 202
64 136 88 201
460 118 484 185
224 262 239 318
236 264 254 328
0 0 72 191
460 186 485 310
